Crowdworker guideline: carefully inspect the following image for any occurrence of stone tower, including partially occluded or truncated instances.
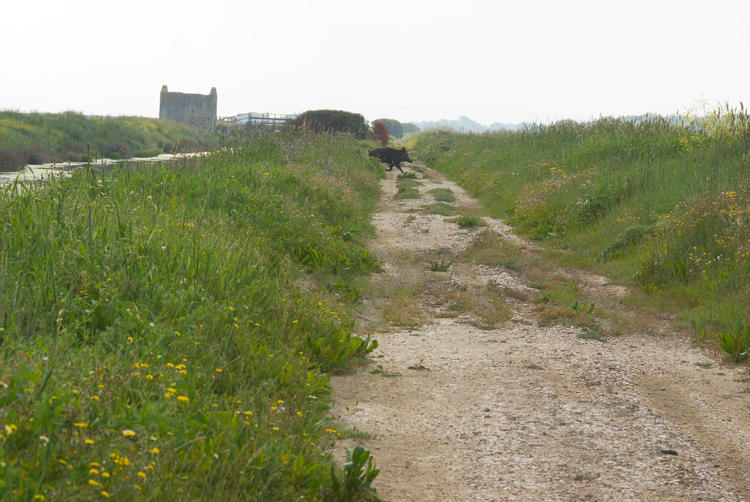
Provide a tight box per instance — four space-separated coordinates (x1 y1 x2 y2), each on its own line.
159 86 217 131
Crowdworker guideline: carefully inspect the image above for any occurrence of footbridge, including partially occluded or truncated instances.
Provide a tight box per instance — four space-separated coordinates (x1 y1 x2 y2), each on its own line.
218 112 298 130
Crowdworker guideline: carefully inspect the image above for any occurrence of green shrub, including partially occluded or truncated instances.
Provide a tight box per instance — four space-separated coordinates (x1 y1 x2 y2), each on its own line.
290 110 370 139
134 147 162 158
717 320 750 363
402 123 420 134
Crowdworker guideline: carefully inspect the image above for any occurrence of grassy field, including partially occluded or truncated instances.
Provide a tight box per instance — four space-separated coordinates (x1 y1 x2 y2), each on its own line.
0 129 384 501
0 111 212 171
409 103 750 355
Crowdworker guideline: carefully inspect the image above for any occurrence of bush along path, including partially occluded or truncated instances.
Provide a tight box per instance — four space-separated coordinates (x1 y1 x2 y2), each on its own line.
332 164 750 501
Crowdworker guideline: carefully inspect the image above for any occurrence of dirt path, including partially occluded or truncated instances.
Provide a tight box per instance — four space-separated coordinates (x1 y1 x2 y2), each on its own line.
331 166 750 502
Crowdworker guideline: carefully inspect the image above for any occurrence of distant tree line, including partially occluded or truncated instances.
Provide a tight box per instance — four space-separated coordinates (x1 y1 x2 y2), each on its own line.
286 110 420 143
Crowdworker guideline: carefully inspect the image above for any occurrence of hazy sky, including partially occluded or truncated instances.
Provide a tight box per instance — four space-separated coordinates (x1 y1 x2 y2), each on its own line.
2 0 748 126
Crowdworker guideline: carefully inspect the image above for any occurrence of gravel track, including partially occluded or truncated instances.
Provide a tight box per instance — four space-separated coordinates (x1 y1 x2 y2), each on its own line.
331 166 750 502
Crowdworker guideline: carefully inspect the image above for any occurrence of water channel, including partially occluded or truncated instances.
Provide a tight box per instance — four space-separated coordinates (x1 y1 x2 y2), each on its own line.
0 153 189 188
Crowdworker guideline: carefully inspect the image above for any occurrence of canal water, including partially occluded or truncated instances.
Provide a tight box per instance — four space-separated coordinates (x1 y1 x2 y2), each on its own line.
0 153 187 187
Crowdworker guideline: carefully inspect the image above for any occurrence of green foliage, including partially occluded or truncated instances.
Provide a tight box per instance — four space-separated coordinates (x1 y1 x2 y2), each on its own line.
572 300 596 314
0 129 383 500
329 446 379 501
291 110 370 139
326 281 364 303
133 147 162 158
402 123 420 134
577 330 605 341
373 119 404 139
422 203 456 216
395 179 423 188
0 110 209 171
452 215 479 228
411 102 750 335
429 260 453 271
394 186 421 199
596 225 654 262
428 188 456 203
716 320 750 363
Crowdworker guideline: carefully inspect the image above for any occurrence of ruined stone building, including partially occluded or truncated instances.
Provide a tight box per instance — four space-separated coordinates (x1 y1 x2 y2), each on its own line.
159 86 217 131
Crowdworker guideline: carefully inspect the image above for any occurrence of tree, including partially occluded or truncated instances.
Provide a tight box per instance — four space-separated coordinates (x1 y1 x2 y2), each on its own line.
373 118 404 139
371 121 389 146
402 123 421 134
290 110 370 139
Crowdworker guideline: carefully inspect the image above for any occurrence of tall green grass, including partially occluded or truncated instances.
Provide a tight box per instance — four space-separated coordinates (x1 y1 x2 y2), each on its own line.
0 110 212 171
410 104 750 335
0 129 384 501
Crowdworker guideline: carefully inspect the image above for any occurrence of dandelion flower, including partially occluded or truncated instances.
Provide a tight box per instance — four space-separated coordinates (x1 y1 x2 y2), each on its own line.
122 429 136 437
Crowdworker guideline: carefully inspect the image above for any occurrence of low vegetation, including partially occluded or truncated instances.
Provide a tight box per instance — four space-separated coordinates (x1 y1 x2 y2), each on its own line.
411 101 750 363
0 110 211 171
289 110 370 140
0 129 385 501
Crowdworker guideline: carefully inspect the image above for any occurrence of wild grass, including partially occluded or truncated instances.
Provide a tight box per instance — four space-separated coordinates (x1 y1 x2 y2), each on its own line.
421 202 456 216
446 215 483 228
427 188 455 203
411 102 750 347
0 129 384 501
393 186 421 200
0 110 211 171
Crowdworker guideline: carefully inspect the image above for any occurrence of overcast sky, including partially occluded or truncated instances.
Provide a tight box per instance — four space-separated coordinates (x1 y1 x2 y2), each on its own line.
2 0 748 126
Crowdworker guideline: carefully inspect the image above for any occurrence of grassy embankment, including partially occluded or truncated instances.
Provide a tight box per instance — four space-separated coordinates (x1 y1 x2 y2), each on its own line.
410 104 750 358
0 110 212 171
0 130 384 501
